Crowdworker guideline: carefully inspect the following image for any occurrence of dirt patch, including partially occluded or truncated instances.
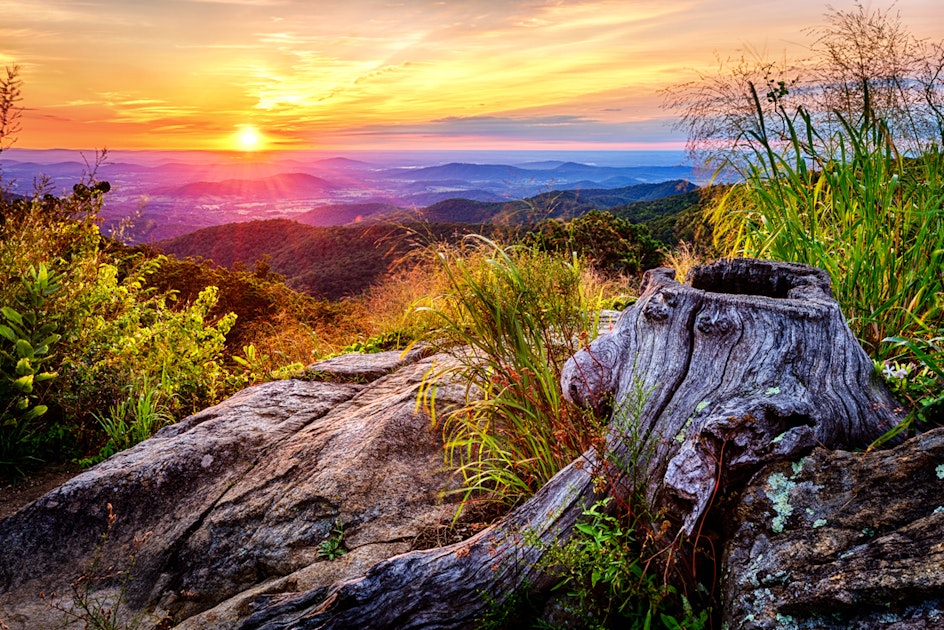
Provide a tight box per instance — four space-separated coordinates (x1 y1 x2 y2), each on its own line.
0 463 83 519
410 500 509 550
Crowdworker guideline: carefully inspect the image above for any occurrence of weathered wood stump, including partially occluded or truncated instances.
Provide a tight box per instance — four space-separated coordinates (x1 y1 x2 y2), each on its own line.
241 258 903 629
564 257 903 534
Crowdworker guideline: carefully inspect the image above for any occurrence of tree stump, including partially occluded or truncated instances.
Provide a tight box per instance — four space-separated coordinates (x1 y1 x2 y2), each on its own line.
241 258 903 629
563 257 903 534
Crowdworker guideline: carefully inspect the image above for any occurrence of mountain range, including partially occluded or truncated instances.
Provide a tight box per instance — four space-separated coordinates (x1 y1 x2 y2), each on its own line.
0 149 706 241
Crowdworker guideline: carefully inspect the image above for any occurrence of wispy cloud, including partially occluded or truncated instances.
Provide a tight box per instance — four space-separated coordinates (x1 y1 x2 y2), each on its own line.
6 0 944 149
341 113 679 144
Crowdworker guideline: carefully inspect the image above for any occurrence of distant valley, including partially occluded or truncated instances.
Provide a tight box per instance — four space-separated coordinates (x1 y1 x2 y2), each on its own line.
0 149 706 242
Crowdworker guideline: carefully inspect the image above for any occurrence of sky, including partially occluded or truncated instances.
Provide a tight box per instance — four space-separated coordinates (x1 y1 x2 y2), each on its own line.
2 0 943 153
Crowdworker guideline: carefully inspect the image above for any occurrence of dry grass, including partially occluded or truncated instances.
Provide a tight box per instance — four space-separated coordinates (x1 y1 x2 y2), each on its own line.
662 241 714 284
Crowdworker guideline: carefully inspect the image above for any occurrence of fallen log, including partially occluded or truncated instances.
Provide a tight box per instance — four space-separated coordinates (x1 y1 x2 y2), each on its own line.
241 258 904 629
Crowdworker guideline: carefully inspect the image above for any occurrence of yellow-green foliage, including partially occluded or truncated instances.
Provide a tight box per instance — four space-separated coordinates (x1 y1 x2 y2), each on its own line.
0 181 241 475
420 237 619 508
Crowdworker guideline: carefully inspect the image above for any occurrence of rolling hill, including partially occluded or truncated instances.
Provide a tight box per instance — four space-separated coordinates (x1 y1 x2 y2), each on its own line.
156 186 707 300
163 172 338 200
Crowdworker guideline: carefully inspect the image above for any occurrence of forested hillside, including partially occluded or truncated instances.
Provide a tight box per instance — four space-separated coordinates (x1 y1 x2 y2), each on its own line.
156 220 499 299
156 187 702 300
403 179 698 224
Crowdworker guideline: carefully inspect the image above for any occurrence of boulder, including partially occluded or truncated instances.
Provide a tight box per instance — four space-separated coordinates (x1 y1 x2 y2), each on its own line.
723 427 944 629
0 351 462 629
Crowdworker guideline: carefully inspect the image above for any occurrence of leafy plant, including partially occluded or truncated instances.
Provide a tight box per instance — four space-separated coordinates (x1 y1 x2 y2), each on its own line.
873 335 944 445
541 498 709 630
60 274 237 427
317 517 347 560
340 330 410 355
232 343 270 386
0 264 62 478
82 382 174 466
420 237 611 510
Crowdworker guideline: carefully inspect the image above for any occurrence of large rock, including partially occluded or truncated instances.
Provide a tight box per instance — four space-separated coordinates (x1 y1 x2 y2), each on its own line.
0 350 462 629
723 426 944 629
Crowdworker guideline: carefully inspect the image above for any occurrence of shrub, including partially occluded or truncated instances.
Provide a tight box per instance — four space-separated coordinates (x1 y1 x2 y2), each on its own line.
527 210 664 274
0 177 248 471
57 263 237 425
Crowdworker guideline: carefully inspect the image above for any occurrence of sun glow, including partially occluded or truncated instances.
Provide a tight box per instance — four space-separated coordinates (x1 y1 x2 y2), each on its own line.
235 126 263 151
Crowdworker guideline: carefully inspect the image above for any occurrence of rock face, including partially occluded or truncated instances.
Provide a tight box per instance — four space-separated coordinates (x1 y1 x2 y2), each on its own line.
0 350 462 629
723 426 944 629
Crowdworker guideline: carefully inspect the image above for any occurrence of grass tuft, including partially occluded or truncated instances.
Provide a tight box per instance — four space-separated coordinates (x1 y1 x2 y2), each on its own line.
419 236 618 509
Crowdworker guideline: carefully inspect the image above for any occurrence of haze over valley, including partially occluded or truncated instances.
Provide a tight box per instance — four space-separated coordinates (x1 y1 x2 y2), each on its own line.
1 148 702 241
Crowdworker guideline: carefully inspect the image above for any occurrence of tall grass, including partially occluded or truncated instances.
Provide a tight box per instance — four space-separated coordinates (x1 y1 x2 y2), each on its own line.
710 87 944 357
420 237 617 508
86 382 174 465
709 86 944 436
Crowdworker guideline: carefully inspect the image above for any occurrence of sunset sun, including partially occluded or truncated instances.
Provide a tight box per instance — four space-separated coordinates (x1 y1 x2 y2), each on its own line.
235 126 262 151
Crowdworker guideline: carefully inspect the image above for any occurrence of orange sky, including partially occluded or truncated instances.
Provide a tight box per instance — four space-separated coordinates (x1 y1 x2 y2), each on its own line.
3 0 943 152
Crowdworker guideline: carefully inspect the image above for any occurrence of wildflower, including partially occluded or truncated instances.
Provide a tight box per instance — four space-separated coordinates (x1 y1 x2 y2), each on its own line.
881 361 911 380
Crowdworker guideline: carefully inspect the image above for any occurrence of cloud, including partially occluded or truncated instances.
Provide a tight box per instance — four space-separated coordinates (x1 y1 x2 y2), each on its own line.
11 0 944 150
339 113 683 143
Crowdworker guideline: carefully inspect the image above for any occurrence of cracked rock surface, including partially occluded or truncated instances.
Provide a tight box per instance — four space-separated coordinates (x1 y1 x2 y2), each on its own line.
0 351 461 629
723 427 944 629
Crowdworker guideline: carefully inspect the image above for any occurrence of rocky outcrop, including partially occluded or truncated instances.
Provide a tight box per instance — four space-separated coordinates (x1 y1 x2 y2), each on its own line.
1 304 942 629
223 258 913 629
723 427 944 629
0 350 463 629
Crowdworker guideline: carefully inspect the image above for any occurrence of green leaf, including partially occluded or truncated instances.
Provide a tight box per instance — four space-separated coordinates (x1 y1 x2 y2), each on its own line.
13 374 34 393
15 357 33 376
574 523 597 536
15 339 34 360
20 404 48 422
1 306 23 327
34 371 57 383
0 324 15 342
37 333 61 350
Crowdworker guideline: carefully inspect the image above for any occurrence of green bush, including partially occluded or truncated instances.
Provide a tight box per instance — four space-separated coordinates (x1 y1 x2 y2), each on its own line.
527 210 664 274
58 268 236 423
0 177 248 474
